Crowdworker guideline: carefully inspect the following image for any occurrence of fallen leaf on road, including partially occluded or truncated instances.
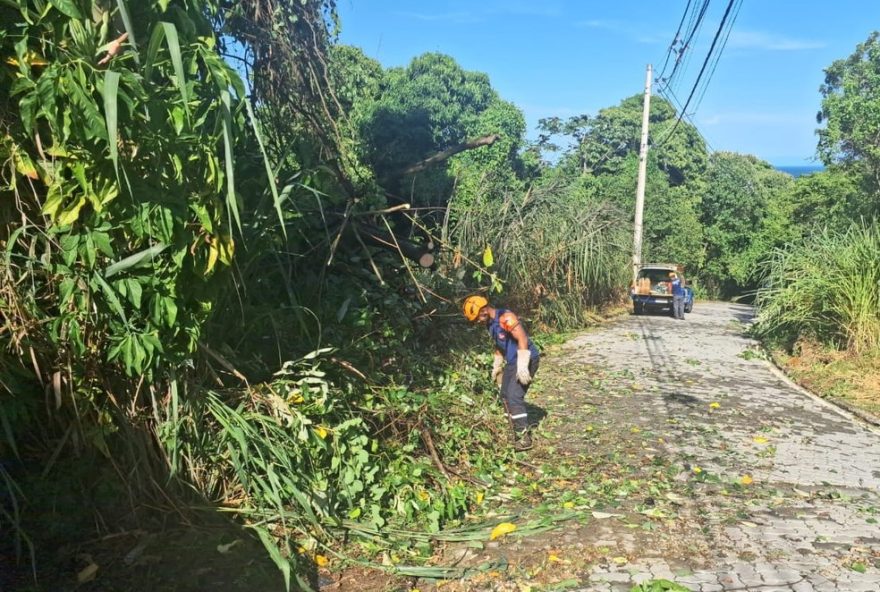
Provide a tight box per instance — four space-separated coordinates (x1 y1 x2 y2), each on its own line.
665 493 685 504
77 563 98 583
612 556 628 565
490 522 517 540
591 511 623 519
752 436 769 444
217 539 242 554
710 402 720 409
741 474 754 485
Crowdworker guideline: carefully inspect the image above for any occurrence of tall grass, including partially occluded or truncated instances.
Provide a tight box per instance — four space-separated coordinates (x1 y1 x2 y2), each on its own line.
450 179 631 329
754 221 880 354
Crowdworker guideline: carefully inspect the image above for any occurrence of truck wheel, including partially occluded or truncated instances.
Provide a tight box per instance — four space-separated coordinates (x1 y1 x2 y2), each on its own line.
685 302 693 313
633 303 644 315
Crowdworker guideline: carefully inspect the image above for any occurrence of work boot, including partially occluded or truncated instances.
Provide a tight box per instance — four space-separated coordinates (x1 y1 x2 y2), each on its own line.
513 430 532 451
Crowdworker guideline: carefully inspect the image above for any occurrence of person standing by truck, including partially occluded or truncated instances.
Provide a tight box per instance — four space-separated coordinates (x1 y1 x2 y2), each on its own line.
462 295 540 451
670 272 685 320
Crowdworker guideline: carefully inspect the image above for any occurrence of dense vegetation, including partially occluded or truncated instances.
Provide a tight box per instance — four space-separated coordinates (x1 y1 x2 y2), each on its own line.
1 1 878 589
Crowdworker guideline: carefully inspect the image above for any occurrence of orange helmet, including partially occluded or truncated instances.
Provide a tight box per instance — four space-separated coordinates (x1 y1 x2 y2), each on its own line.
462 295 488 321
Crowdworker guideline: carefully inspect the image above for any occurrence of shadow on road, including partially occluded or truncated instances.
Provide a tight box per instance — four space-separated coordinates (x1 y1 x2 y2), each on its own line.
662 391 702 407
526 402 548 428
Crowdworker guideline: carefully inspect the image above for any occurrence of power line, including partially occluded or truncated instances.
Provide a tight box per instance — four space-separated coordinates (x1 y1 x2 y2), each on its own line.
691 0 743 116
666 0 711 93
657 85 715 153
655 0 739 148
656 0 693 85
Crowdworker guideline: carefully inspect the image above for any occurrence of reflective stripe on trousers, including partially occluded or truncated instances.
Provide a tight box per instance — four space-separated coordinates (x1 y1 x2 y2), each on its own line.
500 356 539 430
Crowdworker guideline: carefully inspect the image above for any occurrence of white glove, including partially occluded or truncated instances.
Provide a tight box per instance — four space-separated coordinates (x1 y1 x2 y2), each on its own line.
491 352 504 385
516 349 532 385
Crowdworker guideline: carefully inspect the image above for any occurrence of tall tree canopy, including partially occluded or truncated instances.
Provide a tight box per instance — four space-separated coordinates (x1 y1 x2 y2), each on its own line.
817 31 880 196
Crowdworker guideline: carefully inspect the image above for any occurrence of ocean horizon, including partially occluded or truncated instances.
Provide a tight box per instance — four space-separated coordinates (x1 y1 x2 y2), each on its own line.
775 164 824 178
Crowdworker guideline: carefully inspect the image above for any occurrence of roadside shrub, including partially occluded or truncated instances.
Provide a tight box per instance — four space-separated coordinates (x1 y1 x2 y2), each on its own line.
449 179 631 330
754 220 880 354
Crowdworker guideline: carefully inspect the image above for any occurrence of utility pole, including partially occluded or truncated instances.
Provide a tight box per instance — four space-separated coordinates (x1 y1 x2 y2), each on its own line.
632 64 652 284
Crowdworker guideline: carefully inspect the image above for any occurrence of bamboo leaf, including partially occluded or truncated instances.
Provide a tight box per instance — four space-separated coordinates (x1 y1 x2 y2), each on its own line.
253 528 295 592
220 90 241 234
144 22 166 82
102 70 120 181
115 0 139 59
160 22 189 118
245 100 285 237
104 243 168 278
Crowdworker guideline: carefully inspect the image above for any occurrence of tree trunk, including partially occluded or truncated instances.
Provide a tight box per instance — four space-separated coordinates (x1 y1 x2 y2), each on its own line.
398 134 500 176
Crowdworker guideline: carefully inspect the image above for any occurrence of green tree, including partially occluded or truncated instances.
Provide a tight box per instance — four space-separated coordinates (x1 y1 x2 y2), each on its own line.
542 96 708 274
784 167 865 232
700 153 793 297
817 30 880 217
818 32 880 176
358 53 525 210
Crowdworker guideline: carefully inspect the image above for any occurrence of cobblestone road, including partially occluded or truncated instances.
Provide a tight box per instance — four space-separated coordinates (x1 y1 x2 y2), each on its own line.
563 302 880 592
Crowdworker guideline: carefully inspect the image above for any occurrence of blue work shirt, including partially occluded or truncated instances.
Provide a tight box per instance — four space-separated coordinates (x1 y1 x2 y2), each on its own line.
671 277 685 297
487 308 540 363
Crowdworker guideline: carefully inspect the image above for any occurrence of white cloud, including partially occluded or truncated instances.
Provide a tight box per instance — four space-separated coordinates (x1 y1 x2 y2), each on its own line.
697 111 811 126
488 0 564 18
394 11 482 24
727 30 826 51
576 19 666 44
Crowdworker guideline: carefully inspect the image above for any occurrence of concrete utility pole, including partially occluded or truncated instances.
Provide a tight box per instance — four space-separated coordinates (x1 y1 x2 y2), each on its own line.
632 64 652 284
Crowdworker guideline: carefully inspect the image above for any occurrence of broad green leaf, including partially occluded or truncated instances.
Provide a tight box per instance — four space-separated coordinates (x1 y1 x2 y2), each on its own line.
162 296 177 327
81 234 96 268
104 243 168 278
66 74 106 141
56 196 87 226
48 0 82 19
93 275 127 323
125 279 142 308
11 146 39 179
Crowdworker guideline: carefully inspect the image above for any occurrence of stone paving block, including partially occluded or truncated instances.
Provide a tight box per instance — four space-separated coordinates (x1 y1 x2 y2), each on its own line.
561 303 880 592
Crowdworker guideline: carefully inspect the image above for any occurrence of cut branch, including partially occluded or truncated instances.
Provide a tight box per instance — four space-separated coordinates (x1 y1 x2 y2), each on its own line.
356 222 435 268
398 134 500 176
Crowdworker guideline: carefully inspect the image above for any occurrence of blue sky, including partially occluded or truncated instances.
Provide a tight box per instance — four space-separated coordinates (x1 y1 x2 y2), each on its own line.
337 1 880 166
